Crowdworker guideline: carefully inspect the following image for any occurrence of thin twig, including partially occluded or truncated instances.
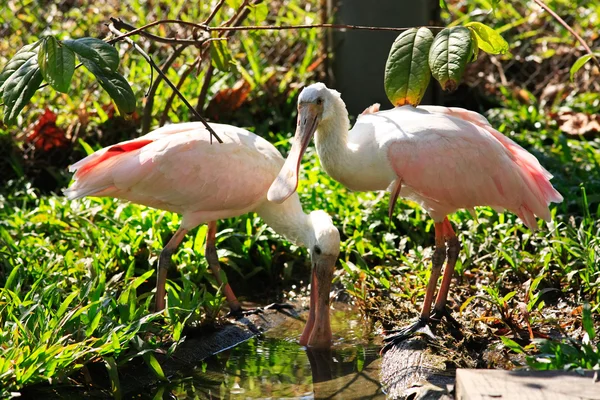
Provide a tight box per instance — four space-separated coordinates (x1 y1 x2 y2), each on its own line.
204 0 226 25
141 45 187 134
209 23 445 32
196 64 214 114
531 0 599 67
160 63 197 126
222 0 251 27
106 18 445 44
108 23 223 143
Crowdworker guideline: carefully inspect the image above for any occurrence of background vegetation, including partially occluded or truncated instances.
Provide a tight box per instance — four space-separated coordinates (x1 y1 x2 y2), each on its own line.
0 0 598 397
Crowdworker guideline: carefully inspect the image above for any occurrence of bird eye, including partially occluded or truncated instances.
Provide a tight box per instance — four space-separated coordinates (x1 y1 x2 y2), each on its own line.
316 98 323 105
313 245 322 255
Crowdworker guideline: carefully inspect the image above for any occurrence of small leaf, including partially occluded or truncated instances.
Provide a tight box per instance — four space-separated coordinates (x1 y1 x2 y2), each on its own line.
429 27 473 91
439 0 448 11
582 303 596 341
250 2 268 22
78 138 95 155
210 39 232 72
569 54 594 81
80 59 136 115
143 352 167 381
384 27 434 106
2 56 43 124
38 36 75 93
0 41 42 97
56 290 79 318
465 22 509 55
63 37 119 72
500 336 524 354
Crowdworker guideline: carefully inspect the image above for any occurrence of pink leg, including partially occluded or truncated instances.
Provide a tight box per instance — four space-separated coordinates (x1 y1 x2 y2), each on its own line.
156 227 188 311
206 221 242 313
433 218 460 314
420 221 447 320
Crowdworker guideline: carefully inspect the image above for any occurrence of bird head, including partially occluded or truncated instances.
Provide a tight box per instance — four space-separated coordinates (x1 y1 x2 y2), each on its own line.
267 83 340 204
300 210 340 349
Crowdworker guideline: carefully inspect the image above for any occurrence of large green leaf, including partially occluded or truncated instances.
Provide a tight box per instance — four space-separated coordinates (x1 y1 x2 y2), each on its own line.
465 22 509 55
63 37 119 72
429 27 473 91
0 41 41 98
384 27 434 106
80 59 136 115
38 36 75 93
2 56 43 124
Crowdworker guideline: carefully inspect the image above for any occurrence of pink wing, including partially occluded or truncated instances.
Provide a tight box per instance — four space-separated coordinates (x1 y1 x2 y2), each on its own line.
65 123 283 219
387 109 562 229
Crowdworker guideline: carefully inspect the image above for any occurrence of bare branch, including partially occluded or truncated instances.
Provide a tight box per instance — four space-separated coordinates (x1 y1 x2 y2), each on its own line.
204 0 226 26
141 45 187 134
111 18 210 45
531 0 599 67
106 17 444 45
108 23 223 143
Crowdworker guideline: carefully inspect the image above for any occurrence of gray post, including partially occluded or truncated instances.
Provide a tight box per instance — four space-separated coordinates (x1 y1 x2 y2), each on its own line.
328 0 437 116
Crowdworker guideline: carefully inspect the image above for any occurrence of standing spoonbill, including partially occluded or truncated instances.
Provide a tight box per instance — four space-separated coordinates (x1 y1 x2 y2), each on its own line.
65 122 340 349
268 83 562 347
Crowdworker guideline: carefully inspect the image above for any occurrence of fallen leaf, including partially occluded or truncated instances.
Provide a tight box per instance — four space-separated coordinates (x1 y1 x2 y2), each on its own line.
26 108 69 151
205 79 251 120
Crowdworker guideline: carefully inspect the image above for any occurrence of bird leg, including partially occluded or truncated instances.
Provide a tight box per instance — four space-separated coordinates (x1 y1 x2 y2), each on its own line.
382 221 447 351
431 218 462 333
205 221 243 314
156 227 188 311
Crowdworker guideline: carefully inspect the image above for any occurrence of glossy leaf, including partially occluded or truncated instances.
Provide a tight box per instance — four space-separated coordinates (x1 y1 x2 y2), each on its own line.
429 27 472 91
38 36 75 93
0 41 41 98
465 22 509 55
80 58 136 115
143 353 167 381
63 37 119 72
2 56 43 124
384 27 434 106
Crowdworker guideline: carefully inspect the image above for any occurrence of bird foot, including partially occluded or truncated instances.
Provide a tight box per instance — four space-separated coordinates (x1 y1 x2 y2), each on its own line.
431 306 463 339
381 317 436 353
227 302 295 318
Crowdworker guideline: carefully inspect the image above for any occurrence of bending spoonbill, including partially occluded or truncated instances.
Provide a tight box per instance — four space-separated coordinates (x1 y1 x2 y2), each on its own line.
65 122 340 348
268 83 562 347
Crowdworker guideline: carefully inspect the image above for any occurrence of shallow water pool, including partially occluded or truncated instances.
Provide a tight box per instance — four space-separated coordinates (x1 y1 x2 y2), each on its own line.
147 304 385 399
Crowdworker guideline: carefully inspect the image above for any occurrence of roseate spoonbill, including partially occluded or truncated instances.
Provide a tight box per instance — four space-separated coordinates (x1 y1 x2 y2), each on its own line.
65 122 340 348
268 83 563 347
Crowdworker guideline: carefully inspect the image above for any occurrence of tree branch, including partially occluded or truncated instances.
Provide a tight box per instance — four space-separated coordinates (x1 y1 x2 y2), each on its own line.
531 0 599 67
108 23 223 143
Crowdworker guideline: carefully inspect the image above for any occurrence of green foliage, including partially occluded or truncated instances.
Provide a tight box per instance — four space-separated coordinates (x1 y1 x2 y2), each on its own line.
429 27 473 91
464 22 509 55
570 54 599 81
38 36 75 93
0 35 134 124
384 28 433 106
384 21 508 104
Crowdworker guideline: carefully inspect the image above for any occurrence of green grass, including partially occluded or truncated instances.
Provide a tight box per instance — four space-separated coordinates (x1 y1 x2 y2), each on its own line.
1 0 600 395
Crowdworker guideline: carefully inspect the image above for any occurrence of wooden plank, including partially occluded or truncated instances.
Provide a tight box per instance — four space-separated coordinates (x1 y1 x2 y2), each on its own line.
456 369 600 400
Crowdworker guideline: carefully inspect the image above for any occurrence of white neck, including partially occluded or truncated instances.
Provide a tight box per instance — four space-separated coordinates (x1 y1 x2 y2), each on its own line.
255 195 315 249
314 95 353 184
